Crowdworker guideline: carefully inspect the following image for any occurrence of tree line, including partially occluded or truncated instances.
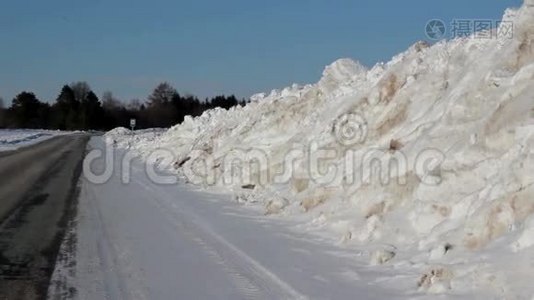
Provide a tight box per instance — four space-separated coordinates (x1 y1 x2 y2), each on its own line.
0 82 246 130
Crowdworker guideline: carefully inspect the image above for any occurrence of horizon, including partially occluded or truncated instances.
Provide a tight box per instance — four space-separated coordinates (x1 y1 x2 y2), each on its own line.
0 0 523 104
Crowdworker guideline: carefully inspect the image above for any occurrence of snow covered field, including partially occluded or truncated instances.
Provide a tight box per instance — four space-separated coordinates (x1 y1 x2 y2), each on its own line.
0 129 67 152
73 1 534 298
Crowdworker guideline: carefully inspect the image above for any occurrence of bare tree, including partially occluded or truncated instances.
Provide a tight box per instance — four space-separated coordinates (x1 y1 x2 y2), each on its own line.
127 98 143 110
102 91 121 110
148 82 176 107
70 81 92 102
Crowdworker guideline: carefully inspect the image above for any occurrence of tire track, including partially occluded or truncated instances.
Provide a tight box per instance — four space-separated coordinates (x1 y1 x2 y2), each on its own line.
132 177 307 300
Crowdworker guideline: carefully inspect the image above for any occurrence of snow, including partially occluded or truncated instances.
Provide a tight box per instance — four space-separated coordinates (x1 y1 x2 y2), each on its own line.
51 138 403 299
0 129 68 152
95 1 534 298
104 127 165 147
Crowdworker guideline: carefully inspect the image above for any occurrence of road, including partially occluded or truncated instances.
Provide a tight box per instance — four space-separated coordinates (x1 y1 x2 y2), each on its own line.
48 137 395 300
0 134 89 299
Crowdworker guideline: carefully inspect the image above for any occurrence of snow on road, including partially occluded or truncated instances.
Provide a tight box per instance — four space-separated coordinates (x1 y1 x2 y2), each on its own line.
0 129 67 152
50 137 403 299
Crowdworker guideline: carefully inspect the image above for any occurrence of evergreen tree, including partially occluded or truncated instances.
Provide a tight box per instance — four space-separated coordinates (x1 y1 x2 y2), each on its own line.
52 85 77 130
80 91 104 130
9 92 48 128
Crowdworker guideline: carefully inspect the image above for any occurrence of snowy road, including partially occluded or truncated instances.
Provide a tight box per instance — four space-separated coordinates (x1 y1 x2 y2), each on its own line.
0 134 88 299
50 137 397 300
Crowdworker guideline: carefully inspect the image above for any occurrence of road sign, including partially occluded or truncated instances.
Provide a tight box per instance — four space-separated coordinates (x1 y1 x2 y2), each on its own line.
130 119 136 130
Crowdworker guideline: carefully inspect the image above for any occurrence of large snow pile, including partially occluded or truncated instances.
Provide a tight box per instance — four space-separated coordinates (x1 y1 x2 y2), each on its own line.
109 1 534 297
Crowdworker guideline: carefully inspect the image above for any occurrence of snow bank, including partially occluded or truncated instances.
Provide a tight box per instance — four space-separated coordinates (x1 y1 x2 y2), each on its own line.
0 129 68 151
104 127 165 149
109 1 534 297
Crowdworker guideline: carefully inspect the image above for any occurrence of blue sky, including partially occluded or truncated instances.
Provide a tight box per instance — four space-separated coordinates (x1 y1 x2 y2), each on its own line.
0 0 523 103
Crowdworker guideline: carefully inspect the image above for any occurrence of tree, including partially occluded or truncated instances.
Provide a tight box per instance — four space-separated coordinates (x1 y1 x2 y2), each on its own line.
70 81 91 103
52 85 77 130
101 91 130 129
127 98 143 111
102 91 121 110
56 85 76 107
209 95 239 110
9 92 49 128
52 83 103 130
148 82 177 107
80 91 104 130
146 83 178 127
0 81 246 130
0 97 5 128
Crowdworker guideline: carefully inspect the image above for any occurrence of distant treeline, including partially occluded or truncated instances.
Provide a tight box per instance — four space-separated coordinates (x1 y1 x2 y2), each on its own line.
0 82 247 130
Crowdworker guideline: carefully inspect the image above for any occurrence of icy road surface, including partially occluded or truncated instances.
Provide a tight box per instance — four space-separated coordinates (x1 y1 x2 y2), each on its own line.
0 129 68 152
49 137 400 300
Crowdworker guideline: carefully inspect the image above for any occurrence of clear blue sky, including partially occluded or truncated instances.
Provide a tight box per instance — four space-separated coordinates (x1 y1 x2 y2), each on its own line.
0 0 523 103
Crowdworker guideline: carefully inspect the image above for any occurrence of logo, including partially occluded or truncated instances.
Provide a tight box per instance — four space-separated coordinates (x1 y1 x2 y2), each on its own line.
425 19 446 40
333 113 368 146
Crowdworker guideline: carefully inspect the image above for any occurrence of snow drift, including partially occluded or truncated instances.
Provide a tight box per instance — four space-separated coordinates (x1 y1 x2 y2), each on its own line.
108 1 534 297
